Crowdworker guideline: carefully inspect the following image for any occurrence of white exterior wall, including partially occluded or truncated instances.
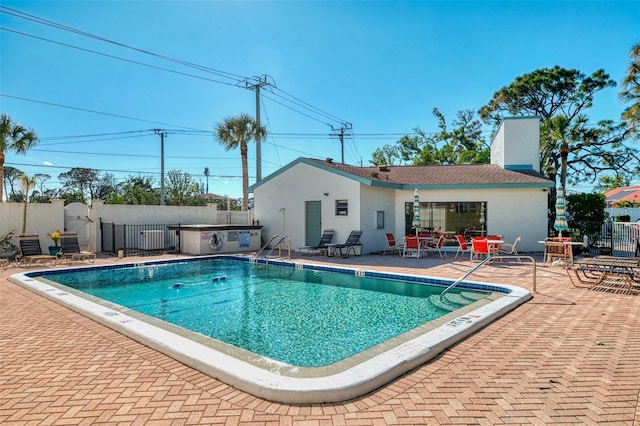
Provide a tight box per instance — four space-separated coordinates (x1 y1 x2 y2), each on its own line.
359 184 396 253
394 187 547 253
0 199 65 253
491 117 540 173
0 201 235 253
253 163 362 250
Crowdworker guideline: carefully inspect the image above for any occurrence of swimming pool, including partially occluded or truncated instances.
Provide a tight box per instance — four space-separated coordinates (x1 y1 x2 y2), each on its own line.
10 256 531 403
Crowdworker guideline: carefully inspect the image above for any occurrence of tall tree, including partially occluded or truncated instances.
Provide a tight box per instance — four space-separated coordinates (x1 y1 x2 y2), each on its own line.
164 170 207 206
215 113 267 210
20 174 35 234
620 43 640 139
121 176 159 205
204 167 210 193
0 114 38 202
2 165 24 200
479 66 635 188
371 108 488 166
58 167 99 204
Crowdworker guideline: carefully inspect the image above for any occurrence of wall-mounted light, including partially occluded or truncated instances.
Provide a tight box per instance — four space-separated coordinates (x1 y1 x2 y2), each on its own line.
324 192 329 196
542 188 549 192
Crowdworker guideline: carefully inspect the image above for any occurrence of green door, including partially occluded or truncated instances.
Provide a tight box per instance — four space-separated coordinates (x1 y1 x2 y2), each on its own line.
305 201 322 246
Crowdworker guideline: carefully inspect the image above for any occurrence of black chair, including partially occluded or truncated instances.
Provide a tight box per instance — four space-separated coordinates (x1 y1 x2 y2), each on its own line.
335 230 363 258
299 229 334 255
60 232 96 264
17 234 56 267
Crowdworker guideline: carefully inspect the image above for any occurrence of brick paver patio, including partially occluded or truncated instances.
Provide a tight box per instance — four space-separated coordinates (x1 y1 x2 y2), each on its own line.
1 253 639 425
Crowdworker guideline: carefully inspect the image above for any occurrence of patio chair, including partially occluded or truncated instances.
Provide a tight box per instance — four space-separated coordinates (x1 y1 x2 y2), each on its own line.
498 236 521 255
16 234 57 267
60 232 96 264
470 237 490 262
543 238 570 266
425 234 447 258
402 235 421 259
334 230 363 258
299 229 334 256
383 233 404 255
454 234 471 259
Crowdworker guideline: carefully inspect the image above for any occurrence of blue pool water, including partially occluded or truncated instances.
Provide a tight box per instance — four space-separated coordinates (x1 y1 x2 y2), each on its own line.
34 257 489 367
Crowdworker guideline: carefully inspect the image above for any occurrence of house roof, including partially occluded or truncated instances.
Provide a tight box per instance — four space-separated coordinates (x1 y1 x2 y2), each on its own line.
605 186 640 206
250 157 554 191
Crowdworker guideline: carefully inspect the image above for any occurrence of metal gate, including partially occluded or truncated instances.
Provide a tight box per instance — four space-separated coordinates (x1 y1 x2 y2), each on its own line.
100 220 180 257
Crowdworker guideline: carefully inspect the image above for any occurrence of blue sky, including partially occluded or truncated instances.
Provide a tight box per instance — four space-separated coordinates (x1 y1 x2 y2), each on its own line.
1 1 639 200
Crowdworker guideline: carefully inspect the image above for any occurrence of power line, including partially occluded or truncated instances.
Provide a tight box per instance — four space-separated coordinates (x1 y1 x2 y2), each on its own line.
0 27 244 89
1 94 207 131
0 6 246 83
1 7 351 130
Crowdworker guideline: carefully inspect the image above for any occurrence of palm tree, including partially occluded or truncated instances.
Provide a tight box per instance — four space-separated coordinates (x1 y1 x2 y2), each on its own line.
0 114 38 202
203 167 210 193
20 174 36 234
215 113 267 210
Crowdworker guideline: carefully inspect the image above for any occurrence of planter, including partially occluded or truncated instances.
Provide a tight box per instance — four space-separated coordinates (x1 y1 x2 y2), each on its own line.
49 246 61 256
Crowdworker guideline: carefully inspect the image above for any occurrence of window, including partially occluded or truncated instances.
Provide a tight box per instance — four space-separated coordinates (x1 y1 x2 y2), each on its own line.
376 211 384 229
336 200 348 216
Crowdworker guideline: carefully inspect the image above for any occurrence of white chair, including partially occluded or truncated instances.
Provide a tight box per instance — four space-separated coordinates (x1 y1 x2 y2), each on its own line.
498 236 521 263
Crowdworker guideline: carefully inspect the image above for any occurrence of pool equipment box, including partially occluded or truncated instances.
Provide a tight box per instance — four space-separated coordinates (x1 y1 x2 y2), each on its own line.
173 224 262 255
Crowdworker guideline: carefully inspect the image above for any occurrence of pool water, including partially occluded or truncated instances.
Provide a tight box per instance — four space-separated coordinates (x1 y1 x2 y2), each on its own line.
40 258 487 367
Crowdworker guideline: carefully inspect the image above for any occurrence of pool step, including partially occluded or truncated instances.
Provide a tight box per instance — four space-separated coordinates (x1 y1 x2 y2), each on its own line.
428 295 461 312
442 292 475 306
460 291 488 301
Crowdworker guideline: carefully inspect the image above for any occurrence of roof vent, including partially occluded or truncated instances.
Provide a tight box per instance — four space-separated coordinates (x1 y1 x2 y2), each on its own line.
378 165 390 172
326 157 333 164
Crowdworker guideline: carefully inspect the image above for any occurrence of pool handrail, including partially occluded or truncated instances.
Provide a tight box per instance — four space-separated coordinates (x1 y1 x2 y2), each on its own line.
440 254 538 298
255 234 280 259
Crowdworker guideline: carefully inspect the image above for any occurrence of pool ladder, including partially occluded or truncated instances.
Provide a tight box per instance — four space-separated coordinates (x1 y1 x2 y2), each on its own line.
254 234 291 262
440 254 538 300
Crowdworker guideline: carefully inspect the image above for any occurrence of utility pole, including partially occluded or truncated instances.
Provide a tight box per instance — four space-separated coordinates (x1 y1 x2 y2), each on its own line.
154 129 167 205
330 123 353 163
245 75 271 182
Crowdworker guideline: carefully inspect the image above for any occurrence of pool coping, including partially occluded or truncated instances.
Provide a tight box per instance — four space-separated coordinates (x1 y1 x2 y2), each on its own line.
9 255 532 404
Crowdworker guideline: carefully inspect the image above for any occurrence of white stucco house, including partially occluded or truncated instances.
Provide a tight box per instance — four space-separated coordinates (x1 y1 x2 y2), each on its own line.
250 117 554 253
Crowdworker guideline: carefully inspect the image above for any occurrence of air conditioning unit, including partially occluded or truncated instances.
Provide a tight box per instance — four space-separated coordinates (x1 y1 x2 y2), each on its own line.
140 230 164 250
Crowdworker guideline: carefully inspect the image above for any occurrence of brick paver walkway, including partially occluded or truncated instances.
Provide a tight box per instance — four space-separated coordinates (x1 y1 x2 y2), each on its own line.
1 253 639 425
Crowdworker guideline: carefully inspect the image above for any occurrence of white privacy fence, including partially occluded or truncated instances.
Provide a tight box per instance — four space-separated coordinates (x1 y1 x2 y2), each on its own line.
0 200 251 254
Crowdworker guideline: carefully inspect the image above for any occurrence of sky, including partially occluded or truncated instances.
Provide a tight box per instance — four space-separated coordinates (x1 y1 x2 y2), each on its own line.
1 1 639 200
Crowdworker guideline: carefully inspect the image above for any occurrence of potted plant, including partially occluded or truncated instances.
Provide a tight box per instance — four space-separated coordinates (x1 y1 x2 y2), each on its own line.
48 229 61 256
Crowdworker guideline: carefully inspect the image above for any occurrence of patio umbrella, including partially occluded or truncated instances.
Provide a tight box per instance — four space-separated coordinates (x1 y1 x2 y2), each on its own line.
554 186 569 237
413 188 421 235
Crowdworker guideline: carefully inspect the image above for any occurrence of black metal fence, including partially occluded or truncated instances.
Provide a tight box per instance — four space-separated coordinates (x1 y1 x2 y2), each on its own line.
570 221 640 258
100 220 180 256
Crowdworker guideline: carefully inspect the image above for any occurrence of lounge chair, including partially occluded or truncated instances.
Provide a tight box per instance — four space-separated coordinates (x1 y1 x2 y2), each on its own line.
60 232 96 264
383 233 404 255
299 229 334 256
334 230 363 258
16 234 57 267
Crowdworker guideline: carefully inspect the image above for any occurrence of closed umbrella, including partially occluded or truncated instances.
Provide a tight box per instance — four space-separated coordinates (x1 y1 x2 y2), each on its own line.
554 186 569 236
413 188 421 235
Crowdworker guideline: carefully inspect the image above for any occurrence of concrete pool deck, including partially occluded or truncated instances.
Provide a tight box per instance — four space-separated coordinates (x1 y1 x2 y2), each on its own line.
1 253 639 424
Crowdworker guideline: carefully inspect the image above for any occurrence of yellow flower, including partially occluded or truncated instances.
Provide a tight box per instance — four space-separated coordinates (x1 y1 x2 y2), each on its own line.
49 230 61 246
